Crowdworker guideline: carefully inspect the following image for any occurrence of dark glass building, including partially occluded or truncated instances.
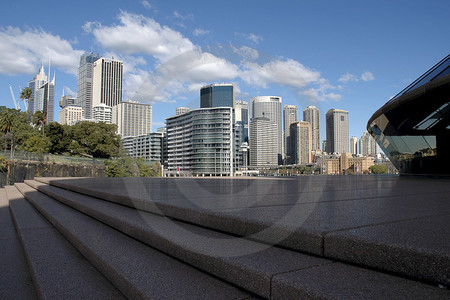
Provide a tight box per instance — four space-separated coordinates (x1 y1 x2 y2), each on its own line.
200 84 235 108
367 54 450 175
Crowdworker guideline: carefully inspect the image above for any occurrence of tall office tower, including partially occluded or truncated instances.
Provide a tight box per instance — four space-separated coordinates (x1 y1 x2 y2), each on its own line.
290 121 312 165
350 136 358 155
235 100 249 144
250 117 278 167
303 106 320 151
27 66 48 114
283 105 298 159
359 131 378 156
176 107 191 116
93 103 112 124
200 83 235 108
34 76 55 124
92 57 123 109
59 106 83 126
59 94 76 109
113 100 152 137
166 107 234 177
326 109 349 154
250 96 282 162
77 53 101 119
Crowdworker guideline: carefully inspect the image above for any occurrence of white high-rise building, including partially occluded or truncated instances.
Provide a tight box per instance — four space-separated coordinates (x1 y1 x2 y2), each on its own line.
77 53 101 119
283 105 298 159
290 121 312 165
92 57 123 109
359 131 378 156
113 100 152 137
326 109 349 154
27 66 48 114
59 106 83 125
93 103 112 124
350 136 358 155
250 96 282 162
176 107 191 116
250 117 278 167
303 106 320 151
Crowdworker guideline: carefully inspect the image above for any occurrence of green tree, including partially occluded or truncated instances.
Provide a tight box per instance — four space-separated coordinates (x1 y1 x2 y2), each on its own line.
0 108 18 158
32 111 46 135
46 122 71 154
22 134 51 154
136 159 161 177
105 156 139 177
20 87 33 111
369 164 388 174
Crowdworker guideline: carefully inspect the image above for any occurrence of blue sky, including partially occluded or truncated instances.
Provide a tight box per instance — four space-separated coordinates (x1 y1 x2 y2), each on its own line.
1 0 449 142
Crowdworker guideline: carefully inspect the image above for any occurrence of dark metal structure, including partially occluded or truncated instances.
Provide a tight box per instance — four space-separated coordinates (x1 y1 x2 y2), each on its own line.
367 54 450 175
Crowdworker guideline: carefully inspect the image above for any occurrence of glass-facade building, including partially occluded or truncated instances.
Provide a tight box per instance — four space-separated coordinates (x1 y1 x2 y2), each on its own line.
200 84 235 108
367 54 450 175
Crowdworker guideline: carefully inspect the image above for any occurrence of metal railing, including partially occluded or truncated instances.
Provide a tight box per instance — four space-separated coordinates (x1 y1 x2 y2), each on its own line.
0 151 106 165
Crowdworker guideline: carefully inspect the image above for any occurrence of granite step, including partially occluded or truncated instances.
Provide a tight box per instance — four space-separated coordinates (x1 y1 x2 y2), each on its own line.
6 185 125 299
33 177 450 288
24 179 450 299
0 188 36 300
14 183 253 299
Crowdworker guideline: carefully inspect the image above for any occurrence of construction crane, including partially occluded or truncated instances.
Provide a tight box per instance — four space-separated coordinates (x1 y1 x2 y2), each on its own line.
9 84 20 110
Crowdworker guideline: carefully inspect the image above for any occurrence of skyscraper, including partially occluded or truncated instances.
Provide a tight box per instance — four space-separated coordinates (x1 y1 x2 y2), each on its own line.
250 96 282 162
303 106 320 151
290 121 312 164
59 94 76 109
59 106 83 126
283 105 298 159
77 53 101 119
93 103 112 124
92 57 123 108
250 117 278 167
359 131 378 156
27 66 48 114
235 100 249 144
113 100 152 137
350 136 358 155
326 109 349 154
200 83 235 108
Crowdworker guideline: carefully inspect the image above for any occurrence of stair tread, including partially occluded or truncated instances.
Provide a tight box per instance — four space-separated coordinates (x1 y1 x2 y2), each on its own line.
15 182 253 299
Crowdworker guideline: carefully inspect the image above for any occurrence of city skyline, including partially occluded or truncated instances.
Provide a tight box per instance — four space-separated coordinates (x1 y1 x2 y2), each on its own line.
1 1 449 141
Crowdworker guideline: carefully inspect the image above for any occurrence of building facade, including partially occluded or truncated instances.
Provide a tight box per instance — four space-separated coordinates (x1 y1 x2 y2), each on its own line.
77 53 101 119
176 107 191 116
250 96 282 163
249 117 278 167
59 106 83 126
113 100 152 137
166 107 234 177
59 95 76 109
326 109 349 154
283 105 298 159
122 132 164 164
303 106 320 151
290 121 312 165
200 83 235 108
350 136 358 155
92 57 123 109
319 153 374 175
35 79 55 124
27 66 48 114
235 100 249 144
93 104 112 124
359 131 378 156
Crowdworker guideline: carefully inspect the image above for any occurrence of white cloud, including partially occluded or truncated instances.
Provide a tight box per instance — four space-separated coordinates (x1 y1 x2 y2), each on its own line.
236 32 263 44
142 0 152 9
241 59 321 89
88 12 196 62
232 45 259 61
173 11 194 21
338 73 359 83
339 71 375 83
193 28 210 36
0 26 83 75
63 86 77 97
361 71 375 81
